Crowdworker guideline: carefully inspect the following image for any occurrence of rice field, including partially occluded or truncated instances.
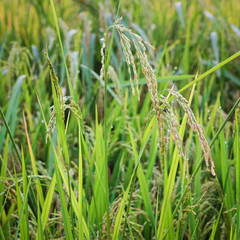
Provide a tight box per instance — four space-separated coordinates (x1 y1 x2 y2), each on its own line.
0 0 240 239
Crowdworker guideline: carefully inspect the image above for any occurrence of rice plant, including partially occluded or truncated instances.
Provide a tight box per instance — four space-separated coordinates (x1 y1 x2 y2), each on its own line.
0 0 240 239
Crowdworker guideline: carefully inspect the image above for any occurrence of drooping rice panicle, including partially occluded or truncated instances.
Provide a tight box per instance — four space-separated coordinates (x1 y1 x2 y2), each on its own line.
159 94 184 158
113 18 215 175
165 89 215 175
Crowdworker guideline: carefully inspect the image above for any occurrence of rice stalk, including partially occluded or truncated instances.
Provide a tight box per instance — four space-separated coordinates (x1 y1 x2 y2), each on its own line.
112 18 215 175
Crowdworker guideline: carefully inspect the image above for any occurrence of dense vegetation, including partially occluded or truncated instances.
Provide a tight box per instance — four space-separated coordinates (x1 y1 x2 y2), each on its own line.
0 0 240 239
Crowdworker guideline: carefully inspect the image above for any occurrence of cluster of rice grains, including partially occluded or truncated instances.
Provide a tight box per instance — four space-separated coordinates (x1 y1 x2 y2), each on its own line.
45 53 83 142
100 18 215 176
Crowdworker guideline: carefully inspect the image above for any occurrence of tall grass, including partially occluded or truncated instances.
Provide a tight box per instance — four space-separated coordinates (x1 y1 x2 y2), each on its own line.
0 0 240 239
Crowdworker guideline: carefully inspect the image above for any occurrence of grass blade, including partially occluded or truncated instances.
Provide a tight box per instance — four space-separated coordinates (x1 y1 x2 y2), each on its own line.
128 124 155 227
23 113 44 208
49 0 74 98
235 109 240 239
50 143 73 240
41 173 56 229
112 117 155 240
78 120 83 240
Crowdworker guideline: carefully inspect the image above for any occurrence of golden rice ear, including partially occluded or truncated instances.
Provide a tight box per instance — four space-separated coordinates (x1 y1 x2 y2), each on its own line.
113 18 215 176
119 34 136 97
113 19 160 121
107 65 124 103
165 89 215 176
159 94 184 158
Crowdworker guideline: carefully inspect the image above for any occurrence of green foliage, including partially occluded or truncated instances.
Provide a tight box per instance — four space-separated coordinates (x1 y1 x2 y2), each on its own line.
0 0 240 239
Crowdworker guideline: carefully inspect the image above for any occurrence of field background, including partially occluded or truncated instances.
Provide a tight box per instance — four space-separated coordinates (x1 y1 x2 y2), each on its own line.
0 0 240 239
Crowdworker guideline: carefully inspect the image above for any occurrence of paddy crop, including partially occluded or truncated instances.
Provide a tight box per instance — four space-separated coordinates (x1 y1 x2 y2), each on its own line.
0 0 240 239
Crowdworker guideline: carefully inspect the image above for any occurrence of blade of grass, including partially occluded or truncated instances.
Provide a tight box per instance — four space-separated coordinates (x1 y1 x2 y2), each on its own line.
89 108 107 229
21 148 29 240
0 135 9 213
56 154 89 239
128 124 155 227
49 0 74 98
49 141 73 240
0 75 25 152
146 121 158 180
0 76 25 161
107 75 195 88
179 51 240 93
112 116 155 240
78 119 83 240
0 225 5 240
219 111 234 215
209 202 224 240
163 51 240 108
41 173 56 229
0 107 21 163
235 109 240 240
14 173 33 240
37 198 44 240
34 92 58 230
14 168 28 240
23 113 44 208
